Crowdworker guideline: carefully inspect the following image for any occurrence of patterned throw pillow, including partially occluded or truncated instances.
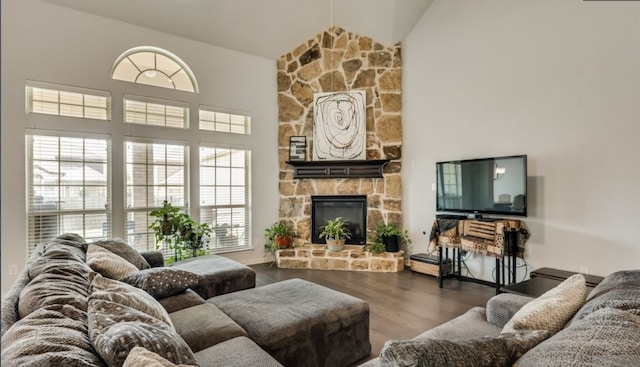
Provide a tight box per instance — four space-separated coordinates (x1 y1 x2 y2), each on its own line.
379 330 549 367
88 299 197 367
91 239 150 270
503 274 587 334
86 244 139 280
89 274 173 327
123 347 198 367
122 268 203 299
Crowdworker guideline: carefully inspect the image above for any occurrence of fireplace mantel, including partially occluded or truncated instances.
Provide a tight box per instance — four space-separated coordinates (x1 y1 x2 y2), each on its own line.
286 159 390 179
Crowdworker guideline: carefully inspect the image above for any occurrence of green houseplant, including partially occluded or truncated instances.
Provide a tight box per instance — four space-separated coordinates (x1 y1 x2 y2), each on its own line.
148 201 212 263
149 200 180 242
319 217 351 252
373 223 411 253
264 221 298 252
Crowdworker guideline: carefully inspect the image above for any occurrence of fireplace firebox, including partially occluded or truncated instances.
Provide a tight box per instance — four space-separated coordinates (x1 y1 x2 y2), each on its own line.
311 195 367 245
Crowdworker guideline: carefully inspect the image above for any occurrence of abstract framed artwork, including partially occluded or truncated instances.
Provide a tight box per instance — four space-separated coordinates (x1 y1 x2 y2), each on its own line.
289 136 306 161
312 90 366 160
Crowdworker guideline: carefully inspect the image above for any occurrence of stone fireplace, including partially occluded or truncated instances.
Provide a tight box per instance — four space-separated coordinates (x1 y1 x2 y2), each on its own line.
277 26 403 246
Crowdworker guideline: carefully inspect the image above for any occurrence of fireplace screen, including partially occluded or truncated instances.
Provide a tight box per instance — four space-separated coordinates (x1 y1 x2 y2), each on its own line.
311 195 367 245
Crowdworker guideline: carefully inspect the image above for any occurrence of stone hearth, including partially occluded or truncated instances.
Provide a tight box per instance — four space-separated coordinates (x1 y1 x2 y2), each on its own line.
276 245 404 273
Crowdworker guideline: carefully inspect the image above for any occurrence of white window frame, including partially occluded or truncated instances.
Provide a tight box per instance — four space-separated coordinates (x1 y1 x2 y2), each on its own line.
123 138 189 256
26 130 111 256
124 94 190 129
199 106 251 135
199 144 252 252
26 80 111 120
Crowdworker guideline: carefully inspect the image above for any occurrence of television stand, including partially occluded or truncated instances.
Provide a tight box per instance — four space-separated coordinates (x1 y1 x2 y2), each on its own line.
429 217 530 294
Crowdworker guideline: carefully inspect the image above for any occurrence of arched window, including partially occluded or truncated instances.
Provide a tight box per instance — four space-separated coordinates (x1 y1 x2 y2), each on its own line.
111 46 199 93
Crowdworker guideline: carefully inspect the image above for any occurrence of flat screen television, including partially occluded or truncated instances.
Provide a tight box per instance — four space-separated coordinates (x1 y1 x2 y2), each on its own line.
436 155 527 217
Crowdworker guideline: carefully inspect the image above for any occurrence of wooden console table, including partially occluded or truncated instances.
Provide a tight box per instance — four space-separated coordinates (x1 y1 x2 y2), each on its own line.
501 268 604 297
428 217 530 294
530 267 604 287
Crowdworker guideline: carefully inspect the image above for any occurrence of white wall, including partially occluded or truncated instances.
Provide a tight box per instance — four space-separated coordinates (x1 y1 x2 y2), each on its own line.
1 0 279 296
403 0 640 282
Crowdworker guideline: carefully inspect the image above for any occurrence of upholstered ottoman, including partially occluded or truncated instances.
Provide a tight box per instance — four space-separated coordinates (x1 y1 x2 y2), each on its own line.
170 254 256 299
208 278 371 367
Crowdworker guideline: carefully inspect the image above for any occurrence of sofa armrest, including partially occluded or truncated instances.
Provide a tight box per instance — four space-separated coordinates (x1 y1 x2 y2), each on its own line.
486 293 534 328
140 251 165 268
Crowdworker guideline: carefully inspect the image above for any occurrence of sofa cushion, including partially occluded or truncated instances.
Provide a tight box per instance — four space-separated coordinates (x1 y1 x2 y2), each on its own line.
18 269 90 318
1 305 105 367
169 303 247 352
572 270 640 322
503 274 587 334
194 336 284 367
28 246 90 280
90 274 173 327
486 293 534 328
123 347 198 367
414 307 502 341
157 289 205 313
91 239 151 270
122 268 203 299
170 254 256 299
514 307 640 366
379 330 549 367
87 244 139 280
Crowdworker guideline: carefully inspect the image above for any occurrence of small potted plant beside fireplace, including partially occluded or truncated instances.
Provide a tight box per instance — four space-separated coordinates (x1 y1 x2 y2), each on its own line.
264 220 298 251
319 217 351 252
373 222 411 253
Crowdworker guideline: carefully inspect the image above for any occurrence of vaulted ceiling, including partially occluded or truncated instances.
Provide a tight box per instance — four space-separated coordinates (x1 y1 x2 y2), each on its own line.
42 0 433 59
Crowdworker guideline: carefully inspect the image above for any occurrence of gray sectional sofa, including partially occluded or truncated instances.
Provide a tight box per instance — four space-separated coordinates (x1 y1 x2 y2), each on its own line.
361 269 640 367
1 234 371 367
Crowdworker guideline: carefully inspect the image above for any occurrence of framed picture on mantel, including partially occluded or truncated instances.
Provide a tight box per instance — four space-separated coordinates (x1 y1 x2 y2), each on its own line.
289 136 306 161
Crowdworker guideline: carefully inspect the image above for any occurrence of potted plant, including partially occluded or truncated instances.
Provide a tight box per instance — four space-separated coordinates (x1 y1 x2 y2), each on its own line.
319 217 351 252
148 200 180 242
264 221 298 251
174 213 212 257
148 201 212 263
374 223 411 253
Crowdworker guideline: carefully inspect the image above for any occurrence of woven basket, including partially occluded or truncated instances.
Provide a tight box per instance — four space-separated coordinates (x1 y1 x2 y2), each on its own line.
410 258 451 277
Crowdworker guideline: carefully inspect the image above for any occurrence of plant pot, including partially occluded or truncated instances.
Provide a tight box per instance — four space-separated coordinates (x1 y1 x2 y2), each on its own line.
326 239 346 252
160 217 173 235
274 235 292 249
382 235 400 252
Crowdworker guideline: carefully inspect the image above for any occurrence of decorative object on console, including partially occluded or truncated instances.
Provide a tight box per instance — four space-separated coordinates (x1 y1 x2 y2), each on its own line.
288 136 306 161
312 90 366 160
318 216 351 251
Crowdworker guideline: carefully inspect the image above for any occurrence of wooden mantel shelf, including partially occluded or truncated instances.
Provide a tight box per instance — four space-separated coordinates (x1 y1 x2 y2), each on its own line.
286 159 390 179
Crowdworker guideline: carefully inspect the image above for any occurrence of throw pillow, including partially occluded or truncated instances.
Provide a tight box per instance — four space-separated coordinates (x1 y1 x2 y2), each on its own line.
1 305 105 367
123 347 198 367
88 299 197 367
89 274 174 327
86 244 139 280
379 330 548 367
122 268 203 299
503 274 587 334
91 239 150 270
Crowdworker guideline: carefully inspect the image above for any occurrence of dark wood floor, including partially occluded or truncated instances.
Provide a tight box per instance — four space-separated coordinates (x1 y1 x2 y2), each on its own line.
249 263 496 363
